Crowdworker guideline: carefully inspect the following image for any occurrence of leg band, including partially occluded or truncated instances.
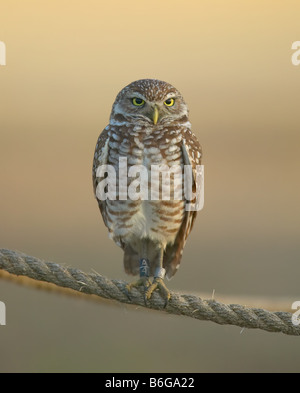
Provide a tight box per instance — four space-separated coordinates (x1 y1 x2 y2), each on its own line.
154 267 166 279
139 258 150 277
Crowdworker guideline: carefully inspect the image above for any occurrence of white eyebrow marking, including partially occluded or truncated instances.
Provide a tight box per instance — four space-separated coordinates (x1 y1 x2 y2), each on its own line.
165 92 177 99
130 92 146 100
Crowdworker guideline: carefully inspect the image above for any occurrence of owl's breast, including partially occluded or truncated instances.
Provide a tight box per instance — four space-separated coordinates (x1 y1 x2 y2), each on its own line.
104 125 186 247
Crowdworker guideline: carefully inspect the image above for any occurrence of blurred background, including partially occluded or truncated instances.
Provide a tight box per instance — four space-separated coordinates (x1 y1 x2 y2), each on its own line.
0 0 299 372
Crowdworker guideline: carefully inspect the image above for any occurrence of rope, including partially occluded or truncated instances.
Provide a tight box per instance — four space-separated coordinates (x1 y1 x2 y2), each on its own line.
0 248 299 336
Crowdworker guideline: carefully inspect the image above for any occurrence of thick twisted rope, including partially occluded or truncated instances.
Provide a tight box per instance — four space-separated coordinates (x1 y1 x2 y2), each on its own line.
0 248 299 336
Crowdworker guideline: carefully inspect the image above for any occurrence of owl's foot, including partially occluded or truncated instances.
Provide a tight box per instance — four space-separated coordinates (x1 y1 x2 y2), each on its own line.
145 269 171 308
125 258 151 303
125 276 151 301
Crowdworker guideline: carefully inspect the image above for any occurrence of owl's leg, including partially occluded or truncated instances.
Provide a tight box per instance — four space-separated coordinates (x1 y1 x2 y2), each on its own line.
125 240 151 302
125 258 151 297
145 248 171 307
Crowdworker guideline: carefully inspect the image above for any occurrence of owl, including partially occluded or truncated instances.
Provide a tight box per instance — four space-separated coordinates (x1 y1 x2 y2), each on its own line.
92 79 202 305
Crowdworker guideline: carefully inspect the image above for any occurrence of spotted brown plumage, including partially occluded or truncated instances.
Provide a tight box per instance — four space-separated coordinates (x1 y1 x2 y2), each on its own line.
92 79 202 304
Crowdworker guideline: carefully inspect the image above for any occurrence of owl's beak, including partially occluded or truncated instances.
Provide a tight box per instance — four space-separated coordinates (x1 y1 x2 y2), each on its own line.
152 105 159 125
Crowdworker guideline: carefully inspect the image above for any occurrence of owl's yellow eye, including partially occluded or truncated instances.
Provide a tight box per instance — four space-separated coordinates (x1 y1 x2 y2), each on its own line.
132 97 145 106
164 98 175 107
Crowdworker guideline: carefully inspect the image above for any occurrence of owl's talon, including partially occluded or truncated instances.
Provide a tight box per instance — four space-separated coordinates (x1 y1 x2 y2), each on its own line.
124 287 133 301
145 277 171 307
143 293 149 307
125 277 151 301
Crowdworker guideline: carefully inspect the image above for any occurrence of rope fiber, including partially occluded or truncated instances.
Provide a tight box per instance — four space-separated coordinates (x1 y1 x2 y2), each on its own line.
0 248 299 336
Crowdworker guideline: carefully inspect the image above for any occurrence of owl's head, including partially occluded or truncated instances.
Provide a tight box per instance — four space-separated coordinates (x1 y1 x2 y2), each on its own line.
110 79 189 126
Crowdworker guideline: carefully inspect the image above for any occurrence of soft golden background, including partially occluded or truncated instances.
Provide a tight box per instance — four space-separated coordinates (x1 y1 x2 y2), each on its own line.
1 0 300 372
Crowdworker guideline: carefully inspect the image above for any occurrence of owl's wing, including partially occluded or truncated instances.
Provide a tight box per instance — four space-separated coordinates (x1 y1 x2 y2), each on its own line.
92 126 111 228
163 132 202 279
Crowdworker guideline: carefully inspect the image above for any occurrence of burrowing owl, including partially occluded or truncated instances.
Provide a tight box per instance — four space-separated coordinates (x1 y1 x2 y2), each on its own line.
92 79 202 305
